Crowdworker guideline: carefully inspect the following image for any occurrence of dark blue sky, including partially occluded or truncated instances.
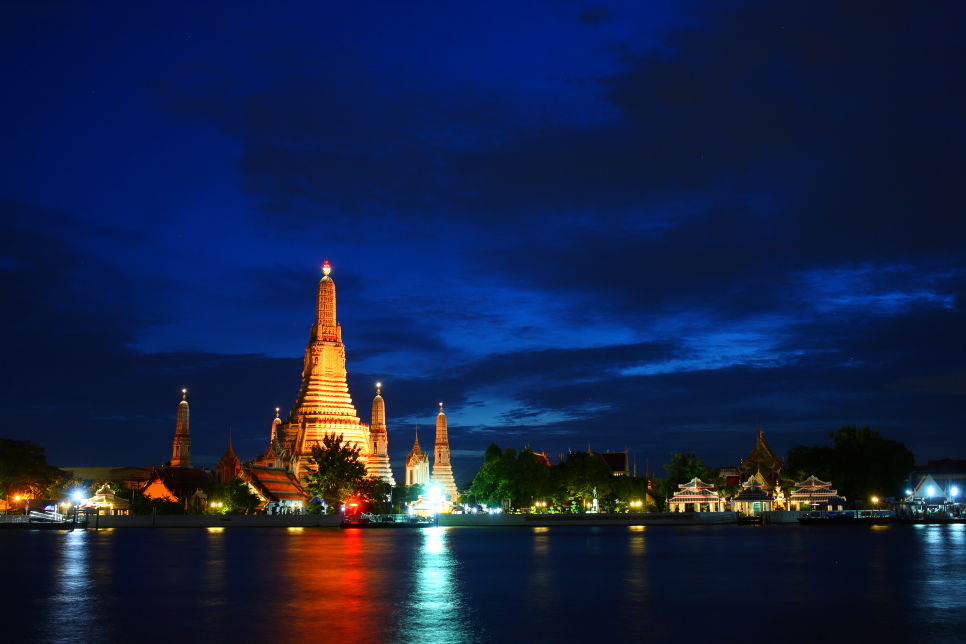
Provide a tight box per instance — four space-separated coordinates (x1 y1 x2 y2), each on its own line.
2 1 964 483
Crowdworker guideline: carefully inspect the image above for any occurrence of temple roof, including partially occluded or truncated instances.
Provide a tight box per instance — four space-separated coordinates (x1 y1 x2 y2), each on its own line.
742 429 782 474
679 477 715 490
794 474 833 489
732 474 774 502
244 465 307 502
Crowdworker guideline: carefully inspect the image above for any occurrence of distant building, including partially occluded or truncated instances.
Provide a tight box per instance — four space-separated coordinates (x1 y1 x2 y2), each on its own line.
215 432 242 484
430 404 458 501
589 449 631 476
405 425 430 486
736 429 784 497
730 474 775 516
907 459 966 500
669 477 724 512
787 475 847 510
141 391 213 509
59 466 153 491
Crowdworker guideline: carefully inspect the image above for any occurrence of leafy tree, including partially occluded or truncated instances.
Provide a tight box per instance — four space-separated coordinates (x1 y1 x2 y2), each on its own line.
207 479 261 514
787 425 914 502
470 444 555 509
303 434 385 511
656 452 721 500
554 451 613 506
608 475 654 512
0 438 66 500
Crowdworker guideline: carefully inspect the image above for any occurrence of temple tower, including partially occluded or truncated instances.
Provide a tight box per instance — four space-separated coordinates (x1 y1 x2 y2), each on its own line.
366 383 395 484
171 389 191 468
216 430 241 483
276 261 372 479
405 425 430 486
431 403 458 500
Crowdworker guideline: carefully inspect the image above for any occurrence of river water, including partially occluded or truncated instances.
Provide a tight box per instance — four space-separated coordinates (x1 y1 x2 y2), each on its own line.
2 524 965 643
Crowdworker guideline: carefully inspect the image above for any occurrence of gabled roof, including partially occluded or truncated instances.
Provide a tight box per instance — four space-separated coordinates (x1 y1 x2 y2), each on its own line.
244 465 307 503
793 475 833 489
743 429 783 474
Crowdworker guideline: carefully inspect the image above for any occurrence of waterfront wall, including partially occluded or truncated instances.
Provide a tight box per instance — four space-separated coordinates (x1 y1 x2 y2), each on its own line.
38 511 738 529
86 514 344 529
440 512 737 527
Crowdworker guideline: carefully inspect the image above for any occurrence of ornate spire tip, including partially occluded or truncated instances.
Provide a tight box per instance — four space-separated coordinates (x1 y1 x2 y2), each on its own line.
322 260 331 276
182 388 187 400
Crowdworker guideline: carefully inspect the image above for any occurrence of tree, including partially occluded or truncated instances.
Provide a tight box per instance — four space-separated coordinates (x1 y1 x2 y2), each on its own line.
656 452 720 500
0 438 66 500
207 479 261 514
787 425 914 502
554 451 613 507
303 434 385 511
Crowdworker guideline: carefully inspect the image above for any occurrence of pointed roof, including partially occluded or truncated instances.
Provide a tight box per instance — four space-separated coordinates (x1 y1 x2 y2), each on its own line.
746 429 781 467
794 475 832 489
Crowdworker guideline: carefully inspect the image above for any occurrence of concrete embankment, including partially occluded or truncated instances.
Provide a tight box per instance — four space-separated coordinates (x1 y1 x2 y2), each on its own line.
8 511 739 530
440 512 737 527
78 514 344 529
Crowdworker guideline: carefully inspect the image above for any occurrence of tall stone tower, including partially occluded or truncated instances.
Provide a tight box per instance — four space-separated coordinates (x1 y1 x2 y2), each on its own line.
405 425 430 486
366 383 395 485
171 389 191 468
276 261 372 479
431 403 458 500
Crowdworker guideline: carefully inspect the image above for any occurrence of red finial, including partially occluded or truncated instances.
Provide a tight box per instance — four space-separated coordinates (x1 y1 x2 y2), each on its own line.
322 260 331 276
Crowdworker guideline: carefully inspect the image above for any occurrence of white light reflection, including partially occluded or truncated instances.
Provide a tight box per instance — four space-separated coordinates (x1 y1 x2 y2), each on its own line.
914 525 966 612
402 527 481 644
49 531 108 639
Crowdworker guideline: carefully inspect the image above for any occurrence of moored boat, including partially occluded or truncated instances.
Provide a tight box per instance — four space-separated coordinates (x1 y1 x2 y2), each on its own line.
797 510 893 525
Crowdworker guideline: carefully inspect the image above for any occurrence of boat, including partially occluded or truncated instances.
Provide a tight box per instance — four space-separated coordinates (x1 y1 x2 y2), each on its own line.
797 510 893 525
341 513 436 529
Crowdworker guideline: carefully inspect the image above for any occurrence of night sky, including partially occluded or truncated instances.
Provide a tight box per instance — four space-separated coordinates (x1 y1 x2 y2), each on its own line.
2 1 964 484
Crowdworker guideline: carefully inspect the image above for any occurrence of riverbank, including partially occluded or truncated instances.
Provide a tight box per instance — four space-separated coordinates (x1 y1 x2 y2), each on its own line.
2 511 741 529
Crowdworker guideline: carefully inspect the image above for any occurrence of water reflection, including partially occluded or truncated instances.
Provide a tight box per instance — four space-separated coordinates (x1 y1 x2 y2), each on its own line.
400 527 480 644
48 531 108 642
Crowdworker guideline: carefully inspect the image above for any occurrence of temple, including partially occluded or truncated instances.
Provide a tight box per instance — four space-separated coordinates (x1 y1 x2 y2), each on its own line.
405 425 430 486
788 474 846 510
430 403 458 500
171 389 191 467
143 390 213 509
366 384 394 484
669 477 724 512
737 428 784 497
730 474 775 516
266 261 373 480
215 430 242 484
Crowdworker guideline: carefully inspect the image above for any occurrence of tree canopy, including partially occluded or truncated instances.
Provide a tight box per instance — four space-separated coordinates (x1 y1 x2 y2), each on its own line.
303 434 387 510
656 452 721 500
0 438 66 499
787 425 914 501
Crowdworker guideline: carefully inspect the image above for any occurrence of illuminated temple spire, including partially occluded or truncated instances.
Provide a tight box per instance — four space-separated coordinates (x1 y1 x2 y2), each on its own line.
431 403 458 500
277 260 371 478
366 383 395 485
171 389 191 468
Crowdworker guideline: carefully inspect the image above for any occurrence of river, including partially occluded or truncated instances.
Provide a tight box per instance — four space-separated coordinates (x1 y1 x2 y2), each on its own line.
3 524 965 643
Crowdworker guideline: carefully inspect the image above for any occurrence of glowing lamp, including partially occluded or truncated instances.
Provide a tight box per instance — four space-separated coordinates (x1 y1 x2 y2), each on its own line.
72 492 83 502
871 497 878 504
322 260 331 276
906 490 913 496
14 496 21 502
427 486 443 502
928 486 936 496
952 487 960 496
